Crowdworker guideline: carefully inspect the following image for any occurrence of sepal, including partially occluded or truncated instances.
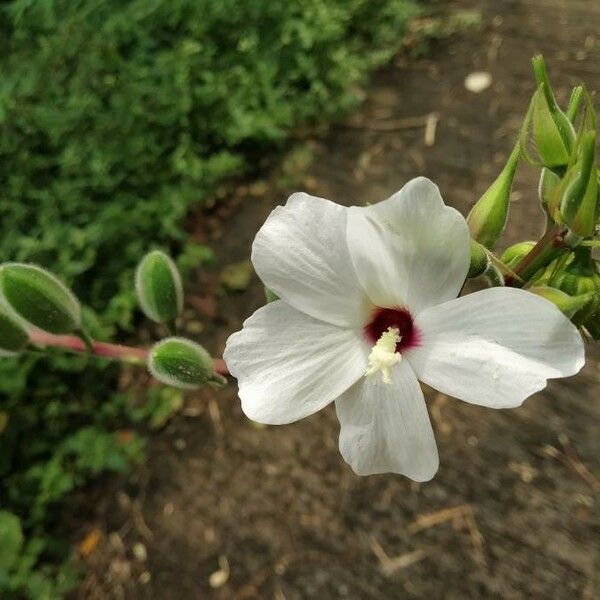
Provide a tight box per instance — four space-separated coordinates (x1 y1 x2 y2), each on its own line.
560 130 597 236
530 56 575 168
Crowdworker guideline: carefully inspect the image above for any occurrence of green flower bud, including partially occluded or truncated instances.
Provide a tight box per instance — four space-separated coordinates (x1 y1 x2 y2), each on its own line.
135 251 183 324
560 131 598 237
529 286 594 319
264 287 279 303
0 311 29 357
531 56 575 168
0 263 81 334
467 144 520 249
148 337 225 389
467 240 489 278
500 241 536 270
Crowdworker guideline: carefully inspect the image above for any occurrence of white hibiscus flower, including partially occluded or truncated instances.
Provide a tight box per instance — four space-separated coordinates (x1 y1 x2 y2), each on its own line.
223 177 584 481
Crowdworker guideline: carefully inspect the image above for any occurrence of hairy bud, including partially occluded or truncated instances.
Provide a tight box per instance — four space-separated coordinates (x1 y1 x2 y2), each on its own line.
0 263 81 334
148 337 225 389
135 251 183 324
467 144 520 249
0 311 29 357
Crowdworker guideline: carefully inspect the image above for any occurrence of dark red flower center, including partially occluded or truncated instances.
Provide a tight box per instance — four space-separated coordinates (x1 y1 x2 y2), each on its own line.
364 307 420 352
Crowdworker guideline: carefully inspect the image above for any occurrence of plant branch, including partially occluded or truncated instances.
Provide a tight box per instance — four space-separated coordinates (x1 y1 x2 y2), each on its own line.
27 330 229 376
505 224 567 286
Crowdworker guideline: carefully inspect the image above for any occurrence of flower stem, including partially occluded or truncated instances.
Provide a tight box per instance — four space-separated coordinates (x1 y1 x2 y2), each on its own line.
505 224 566 286
27 330 229 375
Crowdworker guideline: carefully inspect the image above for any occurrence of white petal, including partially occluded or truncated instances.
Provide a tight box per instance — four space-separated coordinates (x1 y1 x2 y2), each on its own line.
346 177 470 314
224 300 367 425
335 360 439 480
252 192 370 327
408 287 585 408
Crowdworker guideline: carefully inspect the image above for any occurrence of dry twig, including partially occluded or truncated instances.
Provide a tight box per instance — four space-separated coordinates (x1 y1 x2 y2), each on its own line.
344 113 437 132
369 538 427 575
408 504 486 567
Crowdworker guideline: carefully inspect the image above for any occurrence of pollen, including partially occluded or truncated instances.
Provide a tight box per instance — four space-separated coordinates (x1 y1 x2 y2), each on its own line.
365 327 402 384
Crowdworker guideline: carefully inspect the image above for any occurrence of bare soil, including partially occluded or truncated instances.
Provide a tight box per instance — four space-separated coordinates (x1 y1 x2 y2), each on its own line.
76 0 600 598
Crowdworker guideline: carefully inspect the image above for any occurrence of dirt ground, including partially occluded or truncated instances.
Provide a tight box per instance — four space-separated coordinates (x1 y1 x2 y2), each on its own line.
75 0 600 598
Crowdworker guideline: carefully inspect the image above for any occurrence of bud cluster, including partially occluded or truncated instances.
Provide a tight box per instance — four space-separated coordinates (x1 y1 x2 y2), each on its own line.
0 251 225 390
466 55 599 340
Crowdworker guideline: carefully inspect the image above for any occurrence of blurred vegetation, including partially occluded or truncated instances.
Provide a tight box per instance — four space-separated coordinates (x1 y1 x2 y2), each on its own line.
0 0 421 596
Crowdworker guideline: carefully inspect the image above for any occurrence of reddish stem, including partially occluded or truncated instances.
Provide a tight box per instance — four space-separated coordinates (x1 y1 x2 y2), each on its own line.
505 225 566 286
27 330 229 376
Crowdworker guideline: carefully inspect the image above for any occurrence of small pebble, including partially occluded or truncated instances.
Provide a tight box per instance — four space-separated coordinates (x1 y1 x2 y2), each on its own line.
465 71 493 93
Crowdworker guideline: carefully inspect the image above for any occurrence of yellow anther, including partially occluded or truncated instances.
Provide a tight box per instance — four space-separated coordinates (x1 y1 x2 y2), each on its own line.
365 327 402 384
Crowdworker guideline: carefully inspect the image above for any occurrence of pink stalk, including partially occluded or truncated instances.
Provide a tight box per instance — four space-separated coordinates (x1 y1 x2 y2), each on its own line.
27 330 229 376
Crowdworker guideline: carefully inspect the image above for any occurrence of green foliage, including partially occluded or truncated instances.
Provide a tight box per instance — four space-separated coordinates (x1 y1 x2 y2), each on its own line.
0 0 420 596
0 0 419 328
0 353 146 598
